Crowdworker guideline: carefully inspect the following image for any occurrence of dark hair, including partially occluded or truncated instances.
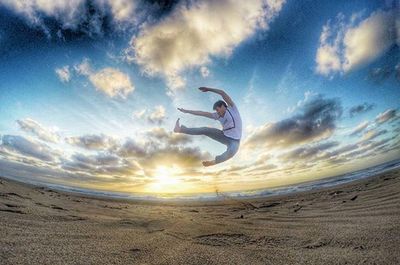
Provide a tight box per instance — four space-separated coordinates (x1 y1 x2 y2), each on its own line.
213 100 227 110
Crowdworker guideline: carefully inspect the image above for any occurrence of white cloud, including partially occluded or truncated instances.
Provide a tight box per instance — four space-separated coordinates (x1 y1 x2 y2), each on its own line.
99 0 136 23
349 121 369 136
89 68 134 98
74 58 92 75
316 9 398 77
75 58 134 98
16 118 60 143
125 0 286 92
343 10 395 71
315 14 345 76
55 65 71 82
148 105 166 124
200 66 210 78
132 109 146 119
132 105 167 124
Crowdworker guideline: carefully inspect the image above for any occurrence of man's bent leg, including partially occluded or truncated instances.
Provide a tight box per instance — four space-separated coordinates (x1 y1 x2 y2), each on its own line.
215 139 240 164
180 125 229 145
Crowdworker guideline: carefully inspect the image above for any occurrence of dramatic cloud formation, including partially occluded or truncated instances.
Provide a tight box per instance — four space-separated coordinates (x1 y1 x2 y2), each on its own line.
316 9 399 76
0 122 211 191
16 118 60 143
109 134 210 174
125 0 286 91
245 94 342 148
74 58 134 98
349 102 375 117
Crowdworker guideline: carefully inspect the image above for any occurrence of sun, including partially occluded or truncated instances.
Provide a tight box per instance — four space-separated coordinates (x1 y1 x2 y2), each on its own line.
145 165 184 194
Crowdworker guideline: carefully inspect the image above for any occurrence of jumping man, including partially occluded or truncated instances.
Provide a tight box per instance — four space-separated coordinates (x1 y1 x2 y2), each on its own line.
174 87 242 167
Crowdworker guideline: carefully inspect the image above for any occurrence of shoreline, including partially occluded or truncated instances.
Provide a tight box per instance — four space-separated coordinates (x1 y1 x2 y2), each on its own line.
0 165 398 207
2 158 397 204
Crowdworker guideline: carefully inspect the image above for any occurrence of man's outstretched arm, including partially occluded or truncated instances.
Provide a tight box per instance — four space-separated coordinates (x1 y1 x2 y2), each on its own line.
199 87 235 107
177 108 215 119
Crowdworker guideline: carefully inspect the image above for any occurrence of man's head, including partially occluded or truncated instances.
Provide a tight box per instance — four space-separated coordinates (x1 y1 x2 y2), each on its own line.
213 100 227 117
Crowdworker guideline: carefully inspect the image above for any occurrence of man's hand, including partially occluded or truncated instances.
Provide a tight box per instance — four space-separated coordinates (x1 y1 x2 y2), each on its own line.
177 108 189 113
202 160 216 167
198 87 210 92
198 87 234 106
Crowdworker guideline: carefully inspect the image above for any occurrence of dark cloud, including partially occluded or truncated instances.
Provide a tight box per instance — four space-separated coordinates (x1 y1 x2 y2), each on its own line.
115 138 147 158
0 0 137 39
279 141 340 161
0 158 144 188
367 62 400 84
343 137 394 159
141 145 210 168
309 136 397 166
375 108 398 124
65 134 119 151
0 0 182 42
245 94 342 148
348 102 375 118
145 127 191 145
61 152 141 176
0 135 59 162
73 152 120 165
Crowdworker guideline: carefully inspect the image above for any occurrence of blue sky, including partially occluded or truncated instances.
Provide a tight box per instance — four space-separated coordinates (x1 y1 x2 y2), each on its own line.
0 0 399 195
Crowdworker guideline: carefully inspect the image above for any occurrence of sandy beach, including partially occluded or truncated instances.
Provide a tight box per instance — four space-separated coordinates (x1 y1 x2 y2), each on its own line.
1 168 399 265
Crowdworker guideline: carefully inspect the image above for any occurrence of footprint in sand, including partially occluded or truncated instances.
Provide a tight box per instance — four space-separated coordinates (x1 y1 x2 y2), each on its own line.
303 238 333 249
193 233 252 246
0 208 25 214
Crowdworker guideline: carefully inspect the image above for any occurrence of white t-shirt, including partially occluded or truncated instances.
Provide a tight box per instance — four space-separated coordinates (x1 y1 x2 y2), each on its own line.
212 104 242 140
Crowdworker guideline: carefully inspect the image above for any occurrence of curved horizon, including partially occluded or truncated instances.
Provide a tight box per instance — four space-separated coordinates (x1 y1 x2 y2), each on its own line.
0 0 399 196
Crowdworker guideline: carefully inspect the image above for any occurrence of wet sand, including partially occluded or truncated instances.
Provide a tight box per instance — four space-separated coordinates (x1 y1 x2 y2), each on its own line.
1 168 399 264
